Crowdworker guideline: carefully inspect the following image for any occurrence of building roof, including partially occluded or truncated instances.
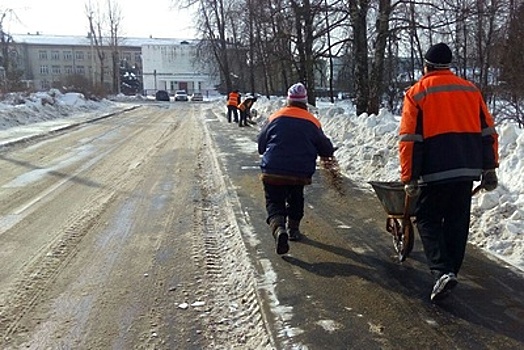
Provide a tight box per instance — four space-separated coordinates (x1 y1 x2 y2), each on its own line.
11 34 197 48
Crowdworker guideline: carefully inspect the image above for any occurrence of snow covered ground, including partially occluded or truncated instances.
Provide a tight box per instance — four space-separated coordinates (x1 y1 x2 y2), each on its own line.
1 90 522 272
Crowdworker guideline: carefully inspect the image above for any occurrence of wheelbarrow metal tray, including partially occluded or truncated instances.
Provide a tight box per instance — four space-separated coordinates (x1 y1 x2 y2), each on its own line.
369 181 418 217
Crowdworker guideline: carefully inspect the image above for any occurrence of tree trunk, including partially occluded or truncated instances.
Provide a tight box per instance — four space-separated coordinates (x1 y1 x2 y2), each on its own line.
368 0 391 115
351 0 370 116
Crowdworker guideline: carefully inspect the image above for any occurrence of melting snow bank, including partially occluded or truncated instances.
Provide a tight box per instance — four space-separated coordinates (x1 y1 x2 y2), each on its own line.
0 90 125 131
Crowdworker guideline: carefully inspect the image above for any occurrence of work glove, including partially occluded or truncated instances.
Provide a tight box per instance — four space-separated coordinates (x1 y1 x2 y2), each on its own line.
481 169 498 191
404 180 420 197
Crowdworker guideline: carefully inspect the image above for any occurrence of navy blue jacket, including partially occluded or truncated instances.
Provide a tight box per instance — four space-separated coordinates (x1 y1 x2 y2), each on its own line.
257 106 335 179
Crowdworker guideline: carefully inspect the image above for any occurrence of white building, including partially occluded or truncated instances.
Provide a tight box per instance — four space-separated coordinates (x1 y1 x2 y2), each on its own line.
7 34 218 96
141 40 218 96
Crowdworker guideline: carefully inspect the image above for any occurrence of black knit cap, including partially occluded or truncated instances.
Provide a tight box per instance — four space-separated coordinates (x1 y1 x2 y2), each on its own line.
424 43 452 68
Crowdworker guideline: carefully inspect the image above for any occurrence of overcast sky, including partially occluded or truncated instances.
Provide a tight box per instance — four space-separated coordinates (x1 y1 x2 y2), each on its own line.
2 0 196 39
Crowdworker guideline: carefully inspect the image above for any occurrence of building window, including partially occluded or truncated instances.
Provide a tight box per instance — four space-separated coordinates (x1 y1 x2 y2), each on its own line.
63 51 73 60
134 52 141 62
40 65 49 75
39 50 48 60
64 65 73 75
51 50 60 60
51 65 61 75
41 80 50 89
76 65 85 75
123 52 132 61
75 51 85 60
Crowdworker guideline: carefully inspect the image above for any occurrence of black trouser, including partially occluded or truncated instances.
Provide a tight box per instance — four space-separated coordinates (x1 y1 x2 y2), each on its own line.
415 181 473 278
227 106 238 123
263 183 304 224
239 110 248 126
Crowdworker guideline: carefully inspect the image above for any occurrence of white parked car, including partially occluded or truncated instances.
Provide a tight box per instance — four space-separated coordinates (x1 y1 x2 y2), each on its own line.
174 90 188 101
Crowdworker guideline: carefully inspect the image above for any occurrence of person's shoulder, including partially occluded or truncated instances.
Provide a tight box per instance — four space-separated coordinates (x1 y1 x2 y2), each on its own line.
405 79 424 95
415 71 449 88
455 75 476 87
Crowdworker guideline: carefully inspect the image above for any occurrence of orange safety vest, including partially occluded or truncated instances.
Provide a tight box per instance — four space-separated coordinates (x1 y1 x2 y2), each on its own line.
238 99 254 112
399 70 498 183
227 92 240 107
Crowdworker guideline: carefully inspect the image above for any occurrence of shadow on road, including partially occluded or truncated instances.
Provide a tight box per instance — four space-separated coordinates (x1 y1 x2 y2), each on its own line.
0 154 103 189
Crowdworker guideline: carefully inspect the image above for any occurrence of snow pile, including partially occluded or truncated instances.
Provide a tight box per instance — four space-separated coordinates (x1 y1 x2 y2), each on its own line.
0 90 120 131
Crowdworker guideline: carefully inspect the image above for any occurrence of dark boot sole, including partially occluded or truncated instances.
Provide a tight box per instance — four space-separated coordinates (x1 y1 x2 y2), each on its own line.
276 230 289 254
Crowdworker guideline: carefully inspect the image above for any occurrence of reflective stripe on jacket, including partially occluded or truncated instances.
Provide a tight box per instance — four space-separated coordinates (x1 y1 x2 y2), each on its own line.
227 92 240 107
399 70 499 184
257 106 334 179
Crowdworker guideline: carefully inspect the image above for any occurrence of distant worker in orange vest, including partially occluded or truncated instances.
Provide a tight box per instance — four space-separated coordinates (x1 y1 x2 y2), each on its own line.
237 94 257 127
399 43 499 302
226 90 241 123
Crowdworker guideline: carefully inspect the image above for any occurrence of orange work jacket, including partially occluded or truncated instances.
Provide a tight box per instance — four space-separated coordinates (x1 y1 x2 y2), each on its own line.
399 70 498 184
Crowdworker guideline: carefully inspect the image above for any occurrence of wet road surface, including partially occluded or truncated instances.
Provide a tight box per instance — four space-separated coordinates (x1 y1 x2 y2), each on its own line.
205 110 524 349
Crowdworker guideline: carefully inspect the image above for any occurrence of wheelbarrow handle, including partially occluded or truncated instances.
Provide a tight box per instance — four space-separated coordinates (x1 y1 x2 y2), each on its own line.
402 193 412 222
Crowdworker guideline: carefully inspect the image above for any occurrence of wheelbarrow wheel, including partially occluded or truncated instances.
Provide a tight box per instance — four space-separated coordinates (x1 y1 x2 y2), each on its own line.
397 219 414 262
387 217 415 262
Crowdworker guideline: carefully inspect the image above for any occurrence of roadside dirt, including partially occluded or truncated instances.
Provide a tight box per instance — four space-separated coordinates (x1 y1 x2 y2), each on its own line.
0 104 271 349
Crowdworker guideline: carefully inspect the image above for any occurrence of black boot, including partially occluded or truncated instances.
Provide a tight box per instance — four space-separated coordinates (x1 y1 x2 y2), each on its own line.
288 218 302 241
269 215 289 254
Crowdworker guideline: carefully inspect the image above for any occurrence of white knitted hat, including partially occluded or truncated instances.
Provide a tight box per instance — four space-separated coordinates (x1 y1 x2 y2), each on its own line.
287 83 308 104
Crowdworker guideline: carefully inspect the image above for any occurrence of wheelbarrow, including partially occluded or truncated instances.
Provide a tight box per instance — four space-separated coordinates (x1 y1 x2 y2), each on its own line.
369 181 419 262
369 181 485 262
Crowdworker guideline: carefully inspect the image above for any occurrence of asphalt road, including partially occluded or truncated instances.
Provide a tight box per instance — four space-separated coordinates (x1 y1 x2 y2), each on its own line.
205 108 524 350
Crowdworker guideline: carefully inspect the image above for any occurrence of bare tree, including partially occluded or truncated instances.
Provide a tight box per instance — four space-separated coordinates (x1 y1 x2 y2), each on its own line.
349 0 370 115
499 0 524 127
107 0 123 94
177 0 519 126
86 1 108 92
0 10 14 92
367 0 393 115
83 0 124 95
184 0 236 92
0 9 24 92
317 0 349 102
